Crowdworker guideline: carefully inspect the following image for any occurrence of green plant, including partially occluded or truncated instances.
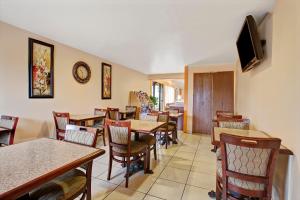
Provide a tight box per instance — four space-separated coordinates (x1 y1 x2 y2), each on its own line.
149 95 158 106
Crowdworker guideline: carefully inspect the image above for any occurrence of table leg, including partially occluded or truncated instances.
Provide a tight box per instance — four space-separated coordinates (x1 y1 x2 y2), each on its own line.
86 161 93 200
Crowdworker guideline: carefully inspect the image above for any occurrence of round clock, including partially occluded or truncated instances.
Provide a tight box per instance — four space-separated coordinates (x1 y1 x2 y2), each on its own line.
72 61 91 84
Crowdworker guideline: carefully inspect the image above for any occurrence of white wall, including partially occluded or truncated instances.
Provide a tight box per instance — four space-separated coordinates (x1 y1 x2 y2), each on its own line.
235 0 300 199
187 64 235 133
0 21 149 142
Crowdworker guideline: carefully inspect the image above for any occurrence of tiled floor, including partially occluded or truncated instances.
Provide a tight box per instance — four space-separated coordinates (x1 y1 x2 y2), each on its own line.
90 132 216 200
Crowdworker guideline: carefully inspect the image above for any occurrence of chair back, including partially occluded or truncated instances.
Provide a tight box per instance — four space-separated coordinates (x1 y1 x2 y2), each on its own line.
220 133 281 198
168 109 179 115
94 108 107 117
105 119 131 153
107 108 120 120
158 111 169 123
126 106 137 119
53 111 70 139
65 125 98 147
218 119 250 130
0 115 19 145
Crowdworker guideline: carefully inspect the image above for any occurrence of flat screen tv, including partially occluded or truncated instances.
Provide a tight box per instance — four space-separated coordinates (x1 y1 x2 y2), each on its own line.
236 15 264 72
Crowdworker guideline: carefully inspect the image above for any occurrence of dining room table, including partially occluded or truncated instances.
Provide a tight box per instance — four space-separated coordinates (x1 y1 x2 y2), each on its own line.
169 112 184 130
128 119 166 174
0 138 105 200
70 113 106 126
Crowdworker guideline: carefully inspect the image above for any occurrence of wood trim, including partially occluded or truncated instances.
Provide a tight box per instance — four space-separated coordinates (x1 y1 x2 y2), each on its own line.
0 148 105 199
183 65 188 133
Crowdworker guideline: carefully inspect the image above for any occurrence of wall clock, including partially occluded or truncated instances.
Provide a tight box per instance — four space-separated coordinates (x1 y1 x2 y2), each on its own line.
72 61 91 84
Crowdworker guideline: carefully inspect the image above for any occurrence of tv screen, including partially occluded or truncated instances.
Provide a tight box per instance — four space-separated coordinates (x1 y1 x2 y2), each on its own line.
236 15 264 72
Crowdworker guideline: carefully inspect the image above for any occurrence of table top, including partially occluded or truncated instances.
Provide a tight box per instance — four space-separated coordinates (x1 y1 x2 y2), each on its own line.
119 109 136 114
70 114 106 121
213 127 293 155
129 119 165 132
169 113 183 118
0 138 104 199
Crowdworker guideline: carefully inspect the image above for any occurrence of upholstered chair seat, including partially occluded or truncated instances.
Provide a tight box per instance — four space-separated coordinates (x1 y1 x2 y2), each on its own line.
113 141 148 154
30 169 86 200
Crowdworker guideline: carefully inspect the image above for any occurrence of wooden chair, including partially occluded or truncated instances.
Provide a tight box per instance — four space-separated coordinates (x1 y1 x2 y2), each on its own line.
30 125 99 200
216 133 281 200
107 107 120 120
157 111 176 149
168 109 179 142
106 119 148 187
93 108 107 146
125 106 137 119
0 115 19 146
138 113 159 160
53 111 70 140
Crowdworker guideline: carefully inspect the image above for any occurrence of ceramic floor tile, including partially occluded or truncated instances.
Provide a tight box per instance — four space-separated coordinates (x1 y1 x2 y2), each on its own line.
173 151 195 161
119 171 157 193
159 166 190 184
187 171 215 190
91 178 118 200
191 161 216 175
104 186 146 200
98 166 126 185
143 195 165 200
177 145 197 153
92 162 109 178
148 179 185 200
182 185 211 200
194 153 216 164
167 157 193 170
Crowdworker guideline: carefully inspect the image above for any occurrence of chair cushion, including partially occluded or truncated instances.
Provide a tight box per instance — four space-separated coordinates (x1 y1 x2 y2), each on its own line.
158 125 176 132
139 134 156 145
30 169 86 200
112 141 147 154
217 160 265 191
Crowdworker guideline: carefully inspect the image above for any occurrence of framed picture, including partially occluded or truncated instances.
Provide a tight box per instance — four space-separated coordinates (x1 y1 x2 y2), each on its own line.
101 62 112 99
28 38 54 98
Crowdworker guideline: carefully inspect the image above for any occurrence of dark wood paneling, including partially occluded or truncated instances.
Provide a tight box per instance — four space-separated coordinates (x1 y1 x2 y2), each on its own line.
212 71 234 115
192 73 213 134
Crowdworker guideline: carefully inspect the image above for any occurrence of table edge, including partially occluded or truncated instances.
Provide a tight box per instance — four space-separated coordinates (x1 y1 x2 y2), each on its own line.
0 148 105 199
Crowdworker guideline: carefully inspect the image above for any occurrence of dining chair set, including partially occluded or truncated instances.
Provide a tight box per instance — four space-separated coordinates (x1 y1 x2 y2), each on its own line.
211 110 282 200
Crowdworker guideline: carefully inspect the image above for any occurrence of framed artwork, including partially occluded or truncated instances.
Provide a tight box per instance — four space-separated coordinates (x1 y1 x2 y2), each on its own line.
28 38 54 98
101 62 112 99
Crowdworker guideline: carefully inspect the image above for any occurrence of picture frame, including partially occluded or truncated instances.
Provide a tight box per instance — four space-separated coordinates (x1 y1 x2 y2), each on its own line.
28 38 54 98
101 62 112 99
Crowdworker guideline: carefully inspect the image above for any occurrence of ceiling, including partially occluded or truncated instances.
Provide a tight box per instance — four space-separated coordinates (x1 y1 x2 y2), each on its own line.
0 0 275 74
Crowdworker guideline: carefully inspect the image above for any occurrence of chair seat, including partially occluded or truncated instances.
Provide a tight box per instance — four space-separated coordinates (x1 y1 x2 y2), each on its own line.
139 134 156 146
216 160 265 191
113 141 147 154
30 169 86 200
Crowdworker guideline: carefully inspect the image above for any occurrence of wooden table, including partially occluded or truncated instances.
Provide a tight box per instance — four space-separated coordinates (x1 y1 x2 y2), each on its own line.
0 138 105 199
213 127 293 155
128 119 165 173
70 114 106 125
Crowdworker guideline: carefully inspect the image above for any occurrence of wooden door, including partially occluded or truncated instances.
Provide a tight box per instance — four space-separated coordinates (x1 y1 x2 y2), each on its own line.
212 71 234 115
192 73 213 134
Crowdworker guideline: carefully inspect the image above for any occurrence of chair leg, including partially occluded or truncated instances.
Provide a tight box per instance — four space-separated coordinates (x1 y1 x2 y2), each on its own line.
125 156 131 188
216 179 221 200
107 154 112 180
102 131 106 146
144 151 148 173
153 143 157 160
165 132 168 149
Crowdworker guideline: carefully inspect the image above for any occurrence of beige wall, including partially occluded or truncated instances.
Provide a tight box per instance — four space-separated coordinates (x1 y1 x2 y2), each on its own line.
187 64 235 133
235 0 300 199
0 21 149 142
